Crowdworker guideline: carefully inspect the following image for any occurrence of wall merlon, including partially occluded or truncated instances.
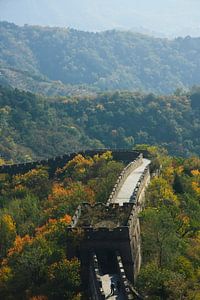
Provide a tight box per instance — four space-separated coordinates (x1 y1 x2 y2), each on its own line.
116 253 134 299
90 253 106 300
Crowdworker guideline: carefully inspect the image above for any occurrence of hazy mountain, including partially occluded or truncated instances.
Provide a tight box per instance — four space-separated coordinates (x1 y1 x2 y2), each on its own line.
1 0 200 37
1 22 200 94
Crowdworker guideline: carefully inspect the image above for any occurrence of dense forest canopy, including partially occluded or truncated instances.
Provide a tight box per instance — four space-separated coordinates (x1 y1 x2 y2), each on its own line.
0 86 102 162
137 146 200 299
1 22 200 95
0 85 200 163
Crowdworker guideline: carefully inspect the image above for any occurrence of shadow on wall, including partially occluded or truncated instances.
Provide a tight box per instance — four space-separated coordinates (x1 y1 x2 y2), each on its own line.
0 149 146 176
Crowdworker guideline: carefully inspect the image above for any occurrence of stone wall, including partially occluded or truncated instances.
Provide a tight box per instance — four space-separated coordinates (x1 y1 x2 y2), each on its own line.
69 154 151 290
129 166 150 207
71 205 82 228
89 253 105 300
107 154 143 204
0 149 141 176
73 202 133 228
116 252 134 300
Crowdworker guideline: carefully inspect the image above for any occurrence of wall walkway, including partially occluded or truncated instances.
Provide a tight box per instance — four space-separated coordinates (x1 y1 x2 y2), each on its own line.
111 158 151 205
98 156 151 299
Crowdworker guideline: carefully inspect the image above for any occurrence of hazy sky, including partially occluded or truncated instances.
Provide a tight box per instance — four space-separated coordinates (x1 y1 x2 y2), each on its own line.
1 0 200 37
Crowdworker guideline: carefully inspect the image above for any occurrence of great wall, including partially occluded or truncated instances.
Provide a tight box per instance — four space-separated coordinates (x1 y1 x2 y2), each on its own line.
0 149 152 300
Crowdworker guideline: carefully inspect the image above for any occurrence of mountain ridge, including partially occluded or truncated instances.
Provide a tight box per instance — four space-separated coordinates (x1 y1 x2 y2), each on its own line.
1 22 200 95
1 85 199 163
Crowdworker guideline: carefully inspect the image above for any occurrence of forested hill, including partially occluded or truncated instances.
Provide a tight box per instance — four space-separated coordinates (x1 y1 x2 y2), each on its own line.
0 85 200 163
0 86 102 163
1 22 200 95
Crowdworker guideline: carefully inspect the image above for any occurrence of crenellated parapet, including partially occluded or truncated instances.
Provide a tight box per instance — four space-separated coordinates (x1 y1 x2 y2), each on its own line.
71 204 82 228
0 149 142 176
116 252 134 300
107 154 143 204
129 166 150 208
89 253 106 300
69 153 150 236
70 202 137 233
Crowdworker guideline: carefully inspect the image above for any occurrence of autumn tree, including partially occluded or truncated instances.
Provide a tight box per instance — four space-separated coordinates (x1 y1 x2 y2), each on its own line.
0 214 16 258
13 167 51 199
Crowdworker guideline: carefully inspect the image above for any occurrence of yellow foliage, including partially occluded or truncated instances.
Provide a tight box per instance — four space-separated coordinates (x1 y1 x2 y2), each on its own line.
0 158 5 166
48 183 72 202
7 235 32 257
56 154 94 179
48 182 95 208
14 168 49 191
66 154 93 170
147 176 179 206
93 151 113 162
176 165 184 175
191 169 200 177
182 215 190 225
190 169 200 195
162 166 174 184
0 266 12 288
0 214 16 232
177 214 190 229
192 181 200 195
0 266 12 280
56 152 113 182
35 214 71 237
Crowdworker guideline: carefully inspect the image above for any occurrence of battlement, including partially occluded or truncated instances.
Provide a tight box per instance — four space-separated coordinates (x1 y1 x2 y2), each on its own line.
89 253 106 300
67 224 131 242
116 252 134 300
0 149 143 176
71 202 137 232
107 154 143 204
70 155 150 242
129 166 150 207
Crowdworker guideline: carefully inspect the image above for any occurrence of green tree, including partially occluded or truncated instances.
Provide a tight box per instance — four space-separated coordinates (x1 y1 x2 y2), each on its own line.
140 207 182 268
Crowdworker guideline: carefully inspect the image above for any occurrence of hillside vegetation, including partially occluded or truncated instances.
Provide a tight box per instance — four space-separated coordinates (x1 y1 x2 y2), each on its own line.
137 146 200 299
0 85 199 162
1 22 200 95
0 151 123 299
0 148 199 299
63 90 200 156
0 86 102 162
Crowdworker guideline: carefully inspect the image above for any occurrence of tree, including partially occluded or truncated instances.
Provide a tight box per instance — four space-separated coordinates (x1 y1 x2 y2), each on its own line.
13 167 51 199
0 214 16 258
136 262 186 300
46 258 80 300
140 207 182 268
146 177 178 207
